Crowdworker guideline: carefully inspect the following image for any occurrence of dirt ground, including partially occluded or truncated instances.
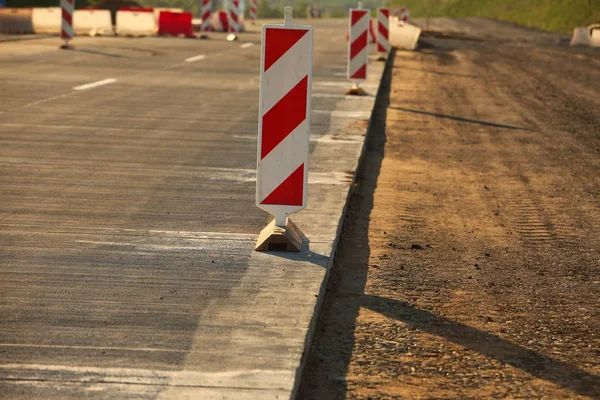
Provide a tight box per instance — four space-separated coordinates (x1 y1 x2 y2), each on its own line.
298 20 600 400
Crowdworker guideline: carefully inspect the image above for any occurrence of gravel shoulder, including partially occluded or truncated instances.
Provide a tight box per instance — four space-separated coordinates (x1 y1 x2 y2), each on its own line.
299 20 600 400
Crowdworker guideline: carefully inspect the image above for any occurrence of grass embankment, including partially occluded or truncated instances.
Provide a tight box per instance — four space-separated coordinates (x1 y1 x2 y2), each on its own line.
387 0 600 33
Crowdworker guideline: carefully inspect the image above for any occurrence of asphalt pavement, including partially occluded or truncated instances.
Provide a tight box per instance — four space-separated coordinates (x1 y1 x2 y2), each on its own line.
0 19 384 399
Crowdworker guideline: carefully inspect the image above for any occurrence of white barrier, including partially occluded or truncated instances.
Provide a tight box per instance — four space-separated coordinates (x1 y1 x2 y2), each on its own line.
570 27 591 46
590 24 600 47
0 8 34 34
32 7 61 34
116 10 157 36
74 9 112 36
389 17 420 50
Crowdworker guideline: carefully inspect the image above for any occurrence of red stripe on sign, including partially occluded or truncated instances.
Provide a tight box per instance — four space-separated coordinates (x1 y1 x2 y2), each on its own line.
62 9 72 25
261 76 308 159
378 23 388 37
377 43 385 52
61 29 71 39
261 163 304 206
351 64 366 79
202 10 210 19
350 30 367 59
351 10 367 26
264 28 308 71
380 9 389 18
231 13 238 23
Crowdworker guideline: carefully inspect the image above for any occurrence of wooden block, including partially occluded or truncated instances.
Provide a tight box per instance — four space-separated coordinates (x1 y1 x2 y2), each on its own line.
345 86 368 96
255 218 305 252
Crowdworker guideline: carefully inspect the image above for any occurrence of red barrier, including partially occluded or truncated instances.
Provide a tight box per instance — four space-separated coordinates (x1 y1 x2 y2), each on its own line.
158 11 194 37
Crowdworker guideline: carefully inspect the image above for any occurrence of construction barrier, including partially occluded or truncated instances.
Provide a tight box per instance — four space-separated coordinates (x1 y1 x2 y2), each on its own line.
61 0 74 46
569 27 591 46
255 7 313 252
32 7 60 34
74 9 112 36
116 9 156 36
0 8 34 34
211 10 227 31
389 17 420 50
199 0 211 32
348 8 369 88
153 7 182 31
393 6 409 23
368 18 375 43
377 8 390 55
249 0 257 23
228 0 241 33
158 11 194 37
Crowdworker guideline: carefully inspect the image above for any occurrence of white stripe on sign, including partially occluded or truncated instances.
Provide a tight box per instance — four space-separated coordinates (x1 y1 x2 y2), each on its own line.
241 42 253 48
185 54 206 62
72 78 117 91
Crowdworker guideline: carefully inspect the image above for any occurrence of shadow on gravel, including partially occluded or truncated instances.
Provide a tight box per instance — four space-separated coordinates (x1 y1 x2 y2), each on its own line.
362 295 600 398
391 106 533 131
298 46 599 399
395 65 480 78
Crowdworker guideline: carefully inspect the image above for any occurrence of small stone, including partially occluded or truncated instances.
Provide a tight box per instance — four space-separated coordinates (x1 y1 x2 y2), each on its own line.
485 253 491 257
411 244 424 250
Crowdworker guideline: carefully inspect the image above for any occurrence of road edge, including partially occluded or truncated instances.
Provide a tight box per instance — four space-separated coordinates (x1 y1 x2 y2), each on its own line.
291 48 397 400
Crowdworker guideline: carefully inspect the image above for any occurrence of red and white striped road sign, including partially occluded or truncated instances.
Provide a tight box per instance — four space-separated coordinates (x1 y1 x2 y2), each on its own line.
228 0 241 33
249 0 257 22
256 20 313 226
377 8 390 53
394 6 409 23
61 0 74 44
348 8 369 83
200 0 212 32
368 18 376 43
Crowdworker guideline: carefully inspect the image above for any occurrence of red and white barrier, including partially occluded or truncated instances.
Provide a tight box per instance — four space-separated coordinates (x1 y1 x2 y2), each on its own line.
394 6 409 23
249 0 257 23
255 8 313 251
348 8 369 87
368 18 376 43
61 0 74 47
377 8 389 54
228 0 241 33
200 0 211 32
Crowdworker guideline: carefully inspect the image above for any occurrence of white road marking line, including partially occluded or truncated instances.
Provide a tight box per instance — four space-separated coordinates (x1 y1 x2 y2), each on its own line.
72 78 117 91
312 93 345 98
241 42 253 48
185 54 206 62
333 72 348 77
312 109 372 118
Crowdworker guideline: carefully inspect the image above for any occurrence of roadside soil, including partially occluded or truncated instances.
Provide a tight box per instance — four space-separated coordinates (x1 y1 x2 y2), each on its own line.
299 21 600 400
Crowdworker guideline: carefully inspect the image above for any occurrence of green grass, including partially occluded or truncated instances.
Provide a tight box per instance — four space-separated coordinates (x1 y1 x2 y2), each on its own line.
386 0 600 33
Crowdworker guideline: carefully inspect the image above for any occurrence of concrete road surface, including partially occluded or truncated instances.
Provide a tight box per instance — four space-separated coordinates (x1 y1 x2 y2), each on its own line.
0 20 384 399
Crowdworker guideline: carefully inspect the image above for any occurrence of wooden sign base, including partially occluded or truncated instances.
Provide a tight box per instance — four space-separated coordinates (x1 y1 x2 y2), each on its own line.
255 218 305 252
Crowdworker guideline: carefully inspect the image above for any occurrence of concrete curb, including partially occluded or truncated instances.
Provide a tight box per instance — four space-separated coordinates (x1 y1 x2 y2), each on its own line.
292 49 396 399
